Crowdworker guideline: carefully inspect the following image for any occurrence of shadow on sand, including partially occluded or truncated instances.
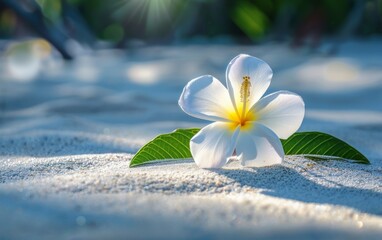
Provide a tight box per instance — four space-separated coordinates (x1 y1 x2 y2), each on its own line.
211 165 382 216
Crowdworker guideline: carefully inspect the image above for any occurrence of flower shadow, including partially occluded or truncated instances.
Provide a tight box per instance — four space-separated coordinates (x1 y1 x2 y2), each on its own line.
211 165 382 216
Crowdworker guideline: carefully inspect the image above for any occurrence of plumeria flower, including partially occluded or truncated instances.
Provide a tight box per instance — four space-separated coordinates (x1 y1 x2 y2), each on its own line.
179 54 305 168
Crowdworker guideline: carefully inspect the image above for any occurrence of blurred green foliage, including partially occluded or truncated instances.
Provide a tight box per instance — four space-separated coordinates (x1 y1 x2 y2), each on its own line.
232 1 270 40
36 0 62 23
102 23 124 42
0 0 382 44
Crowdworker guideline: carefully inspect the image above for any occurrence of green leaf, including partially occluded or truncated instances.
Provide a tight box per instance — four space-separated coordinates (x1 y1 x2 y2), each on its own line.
281 131 369 164
129 128 200 167
129 129 369 167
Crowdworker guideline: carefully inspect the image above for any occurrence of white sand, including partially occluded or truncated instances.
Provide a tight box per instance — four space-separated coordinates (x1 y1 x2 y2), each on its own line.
0 40 382 239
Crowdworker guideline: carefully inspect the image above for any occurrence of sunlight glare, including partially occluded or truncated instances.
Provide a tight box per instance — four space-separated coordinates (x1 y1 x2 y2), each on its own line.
114 0 179 36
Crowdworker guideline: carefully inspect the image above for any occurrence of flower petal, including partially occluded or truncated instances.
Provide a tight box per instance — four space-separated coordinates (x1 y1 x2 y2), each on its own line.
236 123 284 167
226 54 273 112
252 91 305 139
179 75 235 122
190 122 239 168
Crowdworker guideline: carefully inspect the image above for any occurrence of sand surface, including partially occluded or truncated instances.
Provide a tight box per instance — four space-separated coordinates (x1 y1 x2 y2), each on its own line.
0 41 382 239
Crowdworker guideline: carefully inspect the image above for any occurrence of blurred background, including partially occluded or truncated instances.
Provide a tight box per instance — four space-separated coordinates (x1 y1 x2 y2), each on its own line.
0 0 382 145
1 0 382 58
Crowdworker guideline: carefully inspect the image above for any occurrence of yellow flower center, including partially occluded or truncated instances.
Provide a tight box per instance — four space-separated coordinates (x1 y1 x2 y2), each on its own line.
227 76 256 132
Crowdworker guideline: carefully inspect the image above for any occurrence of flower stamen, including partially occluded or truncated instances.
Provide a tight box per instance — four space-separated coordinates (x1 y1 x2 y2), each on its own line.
240 76 251 121
240 76 251 103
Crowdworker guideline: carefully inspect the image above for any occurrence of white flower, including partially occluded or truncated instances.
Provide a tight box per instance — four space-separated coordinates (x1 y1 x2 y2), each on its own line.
179 54 305 168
